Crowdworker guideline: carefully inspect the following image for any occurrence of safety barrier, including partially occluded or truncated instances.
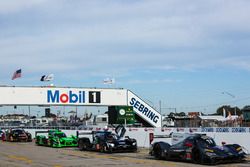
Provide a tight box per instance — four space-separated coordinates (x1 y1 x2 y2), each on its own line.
17 127 250 154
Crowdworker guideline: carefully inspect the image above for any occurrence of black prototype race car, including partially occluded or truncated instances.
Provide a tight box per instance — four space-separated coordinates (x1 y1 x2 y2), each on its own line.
0 130 4 140
4 129 32 142
150 134 246 165
77 125 137 153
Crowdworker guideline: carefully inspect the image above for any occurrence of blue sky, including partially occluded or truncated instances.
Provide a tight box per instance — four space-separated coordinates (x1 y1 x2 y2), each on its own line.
0 0 250 115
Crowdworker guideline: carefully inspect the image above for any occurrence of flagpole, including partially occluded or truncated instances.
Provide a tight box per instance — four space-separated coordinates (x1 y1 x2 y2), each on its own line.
28 106 31 117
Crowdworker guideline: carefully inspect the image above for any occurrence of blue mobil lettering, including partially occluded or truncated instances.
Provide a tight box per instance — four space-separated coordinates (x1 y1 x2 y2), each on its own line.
130 97 159 124
47 90 85 103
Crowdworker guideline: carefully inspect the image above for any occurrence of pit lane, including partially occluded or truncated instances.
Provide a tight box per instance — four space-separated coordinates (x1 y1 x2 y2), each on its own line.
0 141 249 167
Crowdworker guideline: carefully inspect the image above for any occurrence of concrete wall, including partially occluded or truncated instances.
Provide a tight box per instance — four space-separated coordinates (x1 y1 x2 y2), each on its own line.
25 127 250 154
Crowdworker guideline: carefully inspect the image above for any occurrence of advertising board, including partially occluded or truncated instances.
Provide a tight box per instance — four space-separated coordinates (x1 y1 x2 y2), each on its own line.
0 87 127 106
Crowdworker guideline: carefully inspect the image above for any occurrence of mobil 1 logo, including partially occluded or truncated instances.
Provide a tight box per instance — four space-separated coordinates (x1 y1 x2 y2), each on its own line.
89 91 101 103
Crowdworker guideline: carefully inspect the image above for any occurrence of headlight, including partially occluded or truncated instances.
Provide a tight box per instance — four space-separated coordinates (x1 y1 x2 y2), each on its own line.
109 143 115 147
239 146 248 154
132 142 136 146
236 147 242 151
205 149 214 152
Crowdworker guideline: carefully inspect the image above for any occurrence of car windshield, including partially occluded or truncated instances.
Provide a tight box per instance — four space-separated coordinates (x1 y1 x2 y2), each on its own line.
54 133 67 138
106 133 118 140
95 131 118 140
13 130 25 134
197 136 216 147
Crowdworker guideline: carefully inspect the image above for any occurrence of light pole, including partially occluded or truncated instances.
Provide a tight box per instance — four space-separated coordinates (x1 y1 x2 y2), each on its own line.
221 91 236 115
76 106 78 122
28 106 31 117
159 100 162 127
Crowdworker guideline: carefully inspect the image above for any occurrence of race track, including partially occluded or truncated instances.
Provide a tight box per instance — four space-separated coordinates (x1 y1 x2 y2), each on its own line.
0 141 249 167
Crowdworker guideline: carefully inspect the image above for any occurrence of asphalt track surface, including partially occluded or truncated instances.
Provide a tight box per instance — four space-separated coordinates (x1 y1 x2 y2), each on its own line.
0 141 249 167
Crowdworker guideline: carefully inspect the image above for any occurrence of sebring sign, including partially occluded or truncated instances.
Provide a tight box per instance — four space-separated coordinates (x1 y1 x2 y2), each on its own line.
128 91 162 127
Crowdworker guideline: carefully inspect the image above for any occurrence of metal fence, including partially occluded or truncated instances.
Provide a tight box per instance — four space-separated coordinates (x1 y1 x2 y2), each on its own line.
0 126 78 130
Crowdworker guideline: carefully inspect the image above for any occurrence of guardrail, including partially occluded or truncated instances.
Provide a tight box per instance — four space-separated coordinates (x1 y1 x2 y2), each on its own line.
0 126 78 130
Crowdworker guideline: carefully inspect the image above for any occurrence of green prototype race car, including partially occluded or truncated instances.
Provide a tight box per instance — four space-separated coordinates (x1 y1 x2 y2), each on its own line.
35 129 78 148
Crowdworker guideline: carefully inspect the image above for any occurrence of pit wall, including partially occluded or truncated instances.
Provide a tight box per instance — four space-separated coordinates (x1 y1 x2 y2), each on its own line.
25 127 250 153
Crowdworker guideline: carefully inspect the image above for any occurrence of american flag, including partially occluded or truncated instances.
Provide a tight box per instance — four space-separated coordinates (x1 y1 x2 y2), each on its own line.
12 69 22 80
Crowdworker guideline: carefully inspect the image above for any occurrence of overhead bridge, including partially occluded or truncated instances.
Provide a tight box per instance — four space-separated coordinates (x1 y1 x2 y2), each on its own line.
0 86 162 127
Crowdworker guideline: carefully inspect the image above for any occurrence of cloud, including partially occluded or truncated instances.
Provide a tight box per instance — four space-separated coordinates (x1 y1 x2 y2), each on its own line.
220 56 250 71
0 0 250 82
127 78 181 84
0 0 47 14
150 65 177 71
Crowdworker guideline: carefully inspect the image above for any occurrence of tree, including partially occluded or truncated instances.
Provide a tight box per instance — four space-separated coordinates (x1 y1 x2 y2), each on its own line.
242 105 250 110
168 112 175 118
168 112 186 117
216 105 241 117
179 112 186 117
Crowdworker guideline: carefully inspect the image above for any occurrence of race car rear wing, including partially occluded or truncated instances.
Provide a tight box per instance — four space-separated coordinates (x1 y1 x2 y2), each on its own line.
76 131 93 138
149 132 173 144
35 130 49 137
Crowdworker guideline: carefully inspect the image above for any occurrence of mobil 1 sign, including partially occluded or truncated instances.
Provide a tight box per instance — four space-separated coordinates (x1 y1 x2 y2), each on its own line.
89 89 128 106
46 88 127 106
0 87 126 106
89 91 101 103
47 89 101 104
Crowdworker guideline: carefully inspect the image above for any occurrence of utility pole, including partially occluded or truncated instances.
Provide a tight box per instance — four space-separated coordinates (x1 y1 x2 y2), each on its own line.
159 100 162 114
75 106 78 122
222 91 236 115
28 106 31 117
159 100 162 127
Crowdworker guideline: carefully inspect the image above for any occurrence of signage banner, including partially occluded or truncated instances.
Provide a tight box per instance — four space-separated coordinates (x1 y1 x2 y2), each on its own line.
127 90 162 127
0 87 127 106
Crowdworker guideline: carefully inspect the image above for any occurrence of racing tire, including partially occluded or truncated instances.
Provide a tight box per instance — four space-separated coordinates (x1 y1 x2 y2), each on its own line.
100 144 107 153
10 136 14 142
27 136 32 142
78 138 90 151
107 146 113 154
49 139 58 147
153 143 164 159
133 145 138 153
47 139 52 147
100 144 112 154
78 140 84 150
192 148 203 164
35 137 40 145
